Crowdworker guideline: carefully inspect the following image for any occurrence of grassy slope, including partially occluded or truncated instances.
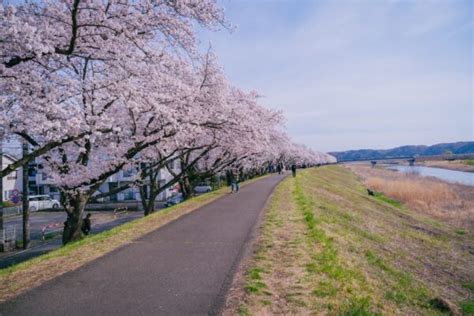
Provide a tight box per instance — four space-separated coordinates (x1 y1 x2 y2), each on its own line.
464 160 474 166
234 166 473 315
0 176 267 303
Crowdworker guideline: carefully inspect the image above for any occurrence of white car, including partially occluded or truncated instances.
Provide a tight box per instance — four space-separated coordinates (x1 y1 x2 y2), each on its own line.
28 195 60 212
193 183 212 194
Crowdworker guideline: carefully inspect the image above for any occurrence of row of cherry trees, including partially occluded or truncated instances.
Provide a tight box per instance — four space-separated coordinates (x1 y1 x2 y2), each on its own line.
1 0 336 244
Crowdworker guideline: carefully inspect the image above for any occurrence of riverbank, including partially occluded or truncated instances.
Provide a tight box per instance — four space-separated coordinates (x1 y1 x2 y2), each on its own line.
349 165 474 232
224 166 474 315
419 160 474 173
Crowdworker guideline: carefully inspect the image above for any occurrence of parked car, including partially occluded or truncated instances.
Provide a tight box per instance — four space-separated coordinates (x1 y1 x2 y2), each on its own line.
28 195 60 212
164 193 184 208
193 183 212 194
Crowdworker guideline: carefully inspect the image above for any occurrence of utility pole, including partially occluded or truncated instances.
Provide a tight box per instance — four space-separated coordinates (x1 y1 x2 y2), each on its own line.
22 141 30 249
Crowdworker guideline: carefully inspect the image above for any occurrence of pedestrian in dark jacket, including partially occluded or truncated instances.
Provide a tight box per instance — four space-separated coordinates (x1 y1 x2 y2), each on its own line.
291 164 297 177
235 170 240 192
82 213 92 235
230 168 240 193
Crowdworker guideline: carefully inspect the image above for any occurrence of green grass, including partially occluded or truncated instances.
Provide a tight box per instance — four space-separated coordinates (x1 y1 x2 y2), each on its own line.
464 159 474 166
244 267 267 294
238 305 251 316
460 300 474 314
462 282 474 291
228 166 470 315
373 192 402 209
295 168 444 314
365 250 389 271
339 296 376 316
1 222 133 277
1 201 15 207
259 299 271 306
241 179 287 302
312 280 338 297
365 250 429 306
293 177 378 314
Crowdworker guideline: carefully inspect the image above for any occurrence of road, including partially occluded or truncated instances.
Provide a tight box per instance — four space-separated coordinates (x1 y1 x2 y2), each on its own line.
4 209 147 241
0 174 285 316
5 211 74 241
0 211 143 269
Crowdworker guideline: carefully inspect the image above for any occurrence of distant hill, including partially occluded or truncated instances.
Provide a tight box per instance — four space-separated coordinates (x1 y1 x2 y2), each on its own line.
329 141 474 162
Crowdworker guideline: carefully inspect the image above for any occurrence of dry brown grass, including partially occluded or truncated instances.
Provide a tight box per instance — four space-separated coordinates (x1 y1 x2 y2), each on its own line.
349 165 474 232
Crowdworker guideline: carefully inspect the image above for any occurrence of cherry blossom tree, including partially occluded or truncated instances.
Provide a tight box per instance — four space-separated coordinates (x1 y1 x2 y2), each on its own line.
0 0 226 177
1 0 227 243
1 0 336 246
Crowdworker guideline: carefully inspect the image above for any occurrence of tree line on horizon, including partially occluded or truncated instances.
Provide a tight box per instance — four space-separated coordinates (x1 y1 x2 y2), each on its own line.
330 141 473 162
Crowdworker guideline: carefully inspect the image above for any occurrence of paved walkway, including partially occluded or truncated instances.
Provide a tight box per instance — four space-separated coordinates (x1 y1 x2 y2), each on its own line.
0 174 285 316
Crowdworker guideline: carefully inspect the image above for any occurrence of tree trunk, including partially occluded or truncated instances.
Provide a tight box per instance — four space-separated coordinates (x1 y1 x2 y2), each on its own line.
144 199 155 216
180 177 192 199
62 193 88 245
140 186 150 216
22 142 30 249
141 185 158 216
142 198 155 217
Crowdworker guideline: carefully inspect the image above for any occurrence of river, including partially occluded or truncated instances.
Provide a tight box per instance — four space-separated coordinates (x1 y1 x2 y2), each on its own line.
386 165 474 186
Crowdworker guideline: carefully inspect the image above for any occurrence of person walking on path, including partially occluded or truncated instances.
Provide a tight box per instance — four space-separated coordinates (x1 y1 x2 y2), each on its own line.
81 213 92 235
230 167 240 193
235 175 240 192
226 170 232 187
229 169 235 193
291 164 297 177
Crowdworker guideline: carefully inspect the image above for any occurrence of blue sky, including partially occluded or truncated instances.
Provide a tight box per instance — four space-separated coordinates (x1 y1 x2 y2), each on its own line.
199 0 473 152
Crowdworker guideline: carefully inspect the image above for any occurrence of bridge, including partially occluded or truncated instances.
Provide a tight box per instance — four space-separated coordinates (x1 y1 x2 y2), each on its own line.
368 157 415 167
339 156 415 163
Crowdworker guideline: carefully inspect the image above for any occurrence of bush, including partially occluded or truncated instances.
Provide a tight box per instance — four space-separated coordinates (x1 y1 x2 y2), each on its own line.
2 201 16 208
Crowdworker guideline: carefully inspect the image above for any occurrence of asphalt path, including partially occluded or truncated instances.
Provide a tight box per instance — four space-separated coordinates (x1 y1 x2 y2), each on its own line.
0 174 286 316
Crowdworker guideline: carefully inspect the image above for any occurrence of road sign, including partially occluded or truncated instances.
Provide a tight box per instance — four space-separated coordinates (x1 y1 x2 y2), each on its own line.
10 189 20 204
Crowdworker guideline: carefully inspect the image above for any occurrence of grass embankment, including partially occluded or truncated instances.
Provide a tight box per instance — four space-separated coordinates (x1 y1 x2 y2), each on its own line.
349 165 474 232
226 166 473 315
0 176 266 303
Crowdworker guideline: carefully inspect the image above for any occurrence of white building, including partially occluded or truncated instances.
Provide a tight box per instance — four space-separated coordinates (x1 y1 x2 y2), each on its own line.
28 159 181 203
28 161 58 199
1 154 23 203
